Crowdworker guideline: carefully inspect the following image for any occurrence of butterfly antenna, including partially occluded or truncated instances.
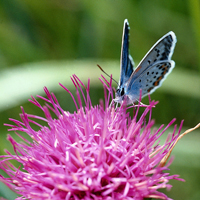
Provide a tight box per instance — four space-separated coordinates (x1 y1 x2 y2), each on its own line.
97 64 118 85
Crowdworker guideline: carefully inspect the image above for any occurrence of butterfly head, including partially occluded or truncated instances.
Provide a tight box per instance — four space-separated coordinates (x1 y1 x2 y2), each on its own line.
115 86 133 105
114 87 125 103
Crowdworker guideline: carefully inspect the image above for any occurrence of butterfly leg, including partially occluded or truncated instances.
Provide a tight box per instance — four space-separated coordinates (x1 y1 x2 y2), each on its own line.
109 99 115 109
134 100 149 107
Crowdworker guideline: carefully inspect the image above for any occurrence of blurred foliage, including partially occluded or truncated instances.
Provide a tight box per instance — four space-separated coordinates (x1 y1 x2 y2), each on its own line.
0 0 199 71
0 0 200 199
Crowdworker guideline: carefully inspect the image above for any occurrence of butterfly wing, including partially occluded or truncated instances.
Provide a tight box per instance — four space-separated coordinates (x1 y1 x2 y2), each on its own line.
129 31 176 83
125 31 176 102
126 60 175 100
118 19 134 89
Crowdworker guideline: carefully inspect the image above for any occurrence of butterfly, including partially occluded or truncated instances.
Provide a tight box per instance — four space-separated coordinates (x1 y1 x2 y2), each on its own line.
114 19 177 105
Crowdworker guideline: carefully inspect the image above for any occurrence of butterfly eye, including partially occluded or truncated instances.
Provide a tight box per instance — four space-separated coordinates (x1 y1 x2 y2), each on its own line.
121 88 125 96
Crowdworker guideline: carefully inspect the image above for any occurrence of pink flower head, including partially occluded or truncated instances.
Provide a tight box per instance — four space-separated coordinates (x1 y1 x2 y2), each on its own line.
0 74 185 200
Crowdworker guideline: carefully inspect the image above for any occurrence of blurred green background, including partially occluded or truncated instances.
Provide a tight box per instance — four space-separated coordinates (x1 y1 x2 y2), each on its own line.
0 0 200 199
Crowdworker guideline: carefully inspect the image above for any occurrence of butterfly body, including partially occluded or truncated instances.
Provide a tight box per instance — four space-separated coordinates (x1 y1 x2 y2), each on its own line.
114 19 177 104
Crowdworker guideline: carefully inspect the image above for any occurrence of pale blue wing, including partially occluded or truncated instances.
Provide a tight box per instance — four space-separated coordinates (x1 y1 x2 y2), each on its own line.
118 19 134 89
126 60 175 101
128 31 176 85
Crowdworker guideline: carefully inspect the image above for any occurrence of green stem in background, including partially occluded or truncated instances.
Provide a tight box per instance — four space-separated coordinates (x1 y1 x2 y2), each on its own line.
188 0 200 73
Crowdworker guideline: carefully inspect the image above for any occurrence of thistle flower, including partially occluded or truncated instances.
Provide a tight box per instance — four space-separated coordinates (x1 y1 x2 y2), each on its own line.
0 74 188 200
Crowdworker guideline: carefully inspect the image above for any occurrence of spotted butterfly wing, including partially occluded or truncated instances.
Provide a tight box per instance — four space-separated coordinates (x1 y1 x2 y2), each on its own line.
126 60 175 102
127 31 176 85
126 32 176 102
